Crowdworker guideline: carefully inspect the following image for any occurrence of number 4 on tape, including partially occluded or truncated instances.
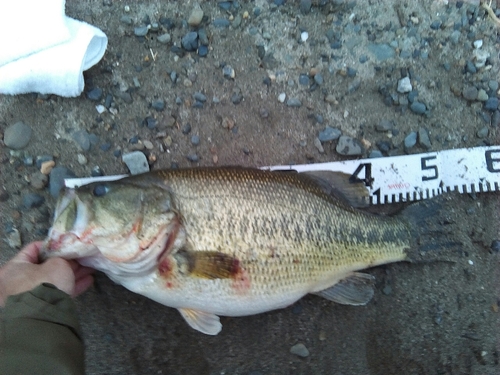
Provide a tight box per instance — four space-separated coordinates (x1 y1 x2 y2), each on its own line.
266 146 500 205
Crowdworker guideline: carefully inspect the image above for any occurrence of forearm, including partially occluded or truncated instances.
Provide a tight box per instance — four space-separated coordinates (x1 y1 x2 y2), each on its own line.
0 283 85 375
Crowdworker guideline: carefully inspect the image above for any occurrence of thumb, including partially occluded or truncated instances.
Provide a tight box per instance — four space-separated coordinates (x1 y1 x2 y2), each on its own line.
13 241 44 264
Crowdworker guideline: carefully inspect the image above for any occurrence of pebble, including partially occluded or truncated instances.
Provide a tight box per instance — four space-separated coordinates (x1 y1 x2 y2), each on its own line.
122 151 149 175
369 150 384 158
120 15 133 25
191 135 200 146
410 102 426 115
488 80 499 92
91 166 104 177
493 111 500 127
484 97 499 111
23 193 45 209
134 26 149 37
477 89 488 102
143 140 154 150
278 93 286 103
72 130 91 151
299 74 309 86
188 7 204 27
473 49 489 68
4 121 32 149
491 240 500 253
198 45 208 57
313 137 324 153
157 33 171 44
367 43 395 61
213 18 230 28
193 92 207 102
49 167 76 197
222 65 235 79
6 227 21 248
397 77 412 93
473 39 483 49
476 126 489 138
404 131 418 148
336 136 364 156
290 343 310 358
314 74 324 85
182 123 192 135
300 31 309 42
418 128 432 149
77 154 88 165
462 86 478 101
36 155 53 169
376 120 394 132
300 0 312 14
318 127 341 142
181 32 198 51
30 172 48 189
87 87 103 101
151 99 165 111
286 98 302 107
40 160 55 174
198 28 209 45
186 154 199 162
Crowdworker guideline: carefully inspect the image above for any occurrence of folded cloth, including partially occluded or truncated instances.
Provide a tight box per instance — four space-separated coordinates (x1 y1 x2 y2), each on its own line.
0 0 107 97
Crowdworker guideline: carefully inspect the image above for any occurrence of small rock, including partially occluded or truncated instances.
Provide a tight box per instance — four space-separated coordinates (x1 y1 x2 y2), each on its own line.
77 154 87 165
314 74 324 85
182 123 192 134
120 15 133 25
477 89 488 102
404 131 418 148
72 130 91 151
278 93 286 103
143 140 154 150
476 126 489 138
4 121 32 150
86 87 103 101
300 0 312 14
336 136 364 156
376 120 394 132
193 92 207 102
300 31 309 42
191 135 200 146
473 39 483 49
367 43 395 61
198 45 208 57
493 111 500 127
488 80 499 92
49 167 76 197
30 172 48 190
397 77 412 93
290 343 310 358
473 49 490 68
188 7 204 27
318 127 341 142
122 151 149 175
23 193 45 209
157 33 171 44
40 160 55 174
213 18 230 28
223 65 235 79
313 137 324 153
299 74 310 86
369 150 384 158
410 102 426 115
186 154 199 162
181 32 198 51
462 86 478 101
151 99 165 111
484 97 499 111
418 128 432 149
6 227 21 248
286 98 302 107
490 240 500 253
91 166 104 177
134 26 149 37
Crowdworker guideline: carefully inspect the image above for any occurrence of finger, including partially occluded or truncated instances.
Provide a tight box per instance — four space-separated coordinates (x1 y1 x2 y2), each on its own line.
14 241 44 264
73 275 94 297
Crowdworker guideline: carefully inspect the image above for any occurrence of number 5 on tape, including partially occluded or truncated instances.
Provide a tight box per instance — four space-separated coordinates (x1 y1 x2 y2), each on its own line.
266 146 500 205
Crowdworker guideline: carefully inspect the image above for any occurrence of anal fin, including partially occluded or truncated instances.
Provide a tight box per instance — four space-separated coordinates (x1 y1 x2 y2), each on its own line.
178 308 222 335
314 272 376 306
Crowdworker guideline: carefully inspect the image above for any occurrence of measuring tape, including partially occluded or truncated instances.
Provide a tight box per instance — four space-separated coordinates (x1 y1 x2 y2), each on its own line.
267 146 500 205
64 146 500 205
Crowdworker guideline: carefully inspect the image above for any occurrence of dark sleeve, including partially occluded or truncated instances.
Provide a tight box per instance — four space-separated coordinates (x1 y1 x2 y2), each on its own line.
0 283 85 375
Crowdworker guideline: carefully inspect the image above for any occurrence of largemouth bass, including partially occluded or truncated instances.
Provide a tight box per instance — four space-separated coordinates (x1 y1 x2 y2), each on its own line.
43 167 413 335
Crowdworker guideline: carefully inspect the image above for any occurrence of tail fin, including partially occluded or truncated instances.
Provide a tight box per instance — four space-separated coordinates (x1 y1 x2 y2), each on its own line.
401 195 464 263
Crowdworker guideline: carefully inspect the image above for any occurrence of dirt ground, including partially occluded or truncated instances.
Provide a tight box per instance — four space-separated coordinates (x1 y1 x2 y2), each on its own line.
1 0 500 374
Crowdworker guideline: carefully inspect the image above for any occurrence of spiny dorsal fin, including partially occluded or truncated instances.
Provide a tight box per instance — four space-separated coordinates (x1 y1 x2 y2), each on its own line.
303 171 370 208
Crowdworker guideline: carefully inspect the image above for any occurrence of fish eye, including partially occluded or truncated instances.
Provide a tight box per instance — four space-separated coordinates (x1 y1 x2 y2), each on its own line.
92 184 109 197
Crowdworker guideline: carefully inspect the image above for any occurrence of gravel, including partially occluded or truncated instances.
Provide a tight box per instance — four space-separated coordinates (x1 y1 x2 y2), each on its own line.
49 167 76 197
122 151 149 175
290 343 310 358
72 130 91 151
318 127 341 142
336 136 364 156
404 131 418 149
3 121 32 150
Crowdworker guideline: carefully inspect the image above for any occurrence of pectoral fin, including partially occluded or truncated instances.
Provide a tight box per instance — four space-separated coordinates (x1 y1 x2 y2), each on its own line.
314 272 376 305
175 249 241 279
178 308 222 335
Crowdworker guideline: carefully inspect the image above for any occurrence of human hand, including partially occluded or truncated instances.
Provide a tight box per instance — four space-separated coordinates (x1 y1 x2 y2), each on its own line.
0 241 94 307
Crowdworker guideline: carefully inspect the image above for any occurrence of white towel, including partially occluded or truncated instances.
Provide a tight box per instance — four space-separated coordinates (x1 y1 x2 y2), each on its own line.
0 0 108 97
